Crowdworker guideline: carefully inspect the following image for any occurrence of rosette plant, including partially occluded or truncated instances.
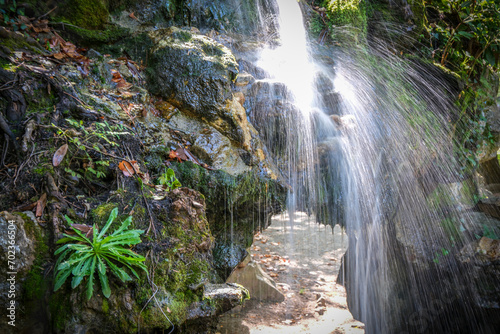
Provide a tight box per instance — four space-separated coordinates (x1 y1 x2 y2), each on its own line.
53 208 147 300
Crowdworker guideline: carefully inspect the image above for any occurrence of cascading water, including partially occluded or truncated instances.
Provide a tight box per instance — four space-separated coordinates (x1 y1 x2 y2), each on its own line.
245 0 318 216
240 0 495 333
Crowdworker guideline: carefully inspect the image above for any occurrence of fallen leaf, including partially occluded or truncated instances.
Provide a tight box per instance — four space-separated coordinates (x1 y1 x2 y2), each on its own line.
53 144 68 166
70 224 94 238
52 52 65 60
137 171 150 184
119 161 135 177
129 12 138 20
35 193 47 217
111 69 133 91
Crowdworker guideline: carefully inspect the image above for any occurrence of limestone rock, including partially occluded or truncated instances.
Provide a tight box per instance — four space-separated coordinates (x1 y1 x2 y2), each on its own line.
234 71 255 87
0 212 37 277
226 260 284 302
147 27 249 145
186 283 248 320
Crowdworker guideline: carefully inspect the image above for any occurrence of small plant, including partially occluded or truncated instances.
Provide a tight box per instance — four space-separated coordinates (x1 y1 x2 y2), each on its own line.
56 119 129 180
54 208 147 300
158 167 182 191
0 0 28 31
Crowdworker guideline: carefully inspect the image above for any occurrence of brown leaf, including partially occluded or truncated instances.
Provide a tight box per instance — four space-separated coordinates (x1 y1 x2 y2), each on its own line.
119 161 135 177
70 224 94 238
53 144 68 166
168 150 182 162
35 193 47 218
137 171 150 184
129 12 138 20
52 52 65 60
111 69 133 91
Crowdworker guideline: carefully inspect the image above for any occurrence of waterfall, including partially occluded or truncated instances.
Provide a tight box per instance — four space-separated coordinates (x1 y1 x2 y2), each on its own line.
243 0 489 333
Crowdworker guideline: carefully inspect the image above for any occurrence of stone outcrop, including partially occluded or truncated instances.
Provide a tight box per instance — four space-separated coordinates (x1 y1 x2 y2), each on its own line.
227 259 284 302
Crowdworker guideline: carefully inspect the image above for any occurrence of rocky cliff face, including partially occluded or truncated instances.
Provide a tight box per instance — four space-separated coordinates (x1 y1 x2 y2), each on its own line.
0 2 286 332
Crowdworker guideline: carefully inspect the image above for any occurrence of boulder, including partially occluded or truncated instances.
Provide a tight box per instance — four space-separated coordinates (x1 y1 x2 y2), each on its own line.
147 27 252 146
226 260 284 302
186 283 249 319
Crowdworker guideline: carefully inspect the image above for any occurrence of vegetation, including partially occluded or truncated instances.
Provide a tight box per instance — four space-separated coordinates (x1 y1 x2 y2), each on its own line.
309 0 368 43
54 208 147 300
158 167 182 190
420 0 499 81
416 0 499 166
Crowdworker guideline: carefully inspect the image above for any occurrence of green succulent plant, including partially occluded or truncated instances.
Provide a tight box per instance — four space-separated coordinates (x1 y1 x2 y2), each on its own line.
53 208 147 300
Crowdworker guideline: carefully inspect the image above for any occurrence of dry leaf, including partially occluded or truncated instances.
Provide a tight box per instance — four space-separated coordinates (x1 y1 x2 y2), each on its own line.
70 224 94 238
53 144 68 166
111 69 133 91
118 161 135 177
35 193 47 218
129 12 138 20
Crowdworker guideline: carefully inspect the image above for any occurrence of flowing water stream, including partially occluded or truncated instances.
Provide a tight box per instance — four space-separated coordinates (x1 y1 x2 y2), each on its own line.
234 0 491 333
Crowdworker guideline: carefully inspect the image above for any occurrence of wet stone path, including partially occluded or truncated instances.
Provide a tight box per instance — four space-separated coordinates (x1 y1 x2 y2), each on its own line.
216 212 365 334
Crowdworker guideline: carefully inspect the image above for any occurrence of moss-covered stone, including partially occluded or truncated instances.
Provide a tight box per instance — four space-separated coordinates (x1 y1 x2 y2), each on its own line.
91 203 118 223
60 0 109 30
169 161 286 278
58 24 129 47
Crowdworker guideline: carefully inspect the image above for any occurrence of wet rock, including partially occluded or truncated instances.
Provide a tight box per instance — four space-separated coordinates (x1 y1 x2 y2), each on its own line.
235 71 255 86
0 211 48 333
226 261 285 302
147 27 251 145
314 72 334 95
186 283 248 320
477 198 500 220
459 237 500 318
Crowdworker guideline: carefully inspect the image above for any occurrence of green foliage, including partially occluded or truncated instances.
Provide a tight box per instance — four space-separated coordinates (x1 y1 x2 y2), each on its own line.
482 224 498 240
309 0 367 43
417 1 500 165
56 118 129 180
422 0 499 80
432 247 450 264
0 0 28 31
53 208 147 300
158 167 182 191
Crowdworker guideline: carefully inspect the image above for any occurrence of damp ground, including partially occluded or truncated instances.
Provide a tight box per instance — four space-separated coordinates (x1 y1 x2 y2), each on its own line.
216 212 365 334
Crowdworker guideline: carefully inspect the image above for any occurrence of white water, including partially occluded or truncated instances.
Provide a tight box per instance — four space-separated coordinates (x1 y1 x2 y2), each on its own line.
246 0 489 333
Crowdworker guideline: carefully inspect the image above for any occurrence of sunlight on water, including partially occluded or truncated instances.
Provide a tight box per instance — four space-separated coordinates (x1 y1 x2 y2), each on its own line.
241 0 492 333
256 0 315 114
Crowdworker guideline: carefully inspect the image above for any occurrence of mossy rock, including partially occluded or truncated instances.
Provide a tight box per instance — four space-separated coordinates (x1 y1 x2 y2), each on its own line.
59 0 109 30
170 161 286 278
57 24 130 47
147 27 240 140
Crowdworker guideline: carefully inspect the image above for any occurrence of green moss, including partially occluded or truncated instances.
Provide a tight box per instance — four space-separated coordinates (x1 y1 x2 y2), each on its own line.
0 35 44 54
23 268 45 300
91 203 118 223
325 0 367 27
49 291 72 330
16 212 50 301
102 298 110 313
313 0 367 43
60 24 129 46
60 0 109 30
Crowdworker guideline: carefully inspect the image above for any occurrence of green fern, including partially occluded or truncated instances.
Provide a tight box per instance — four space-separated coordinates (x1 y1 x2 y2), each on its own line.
53 208 147 300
